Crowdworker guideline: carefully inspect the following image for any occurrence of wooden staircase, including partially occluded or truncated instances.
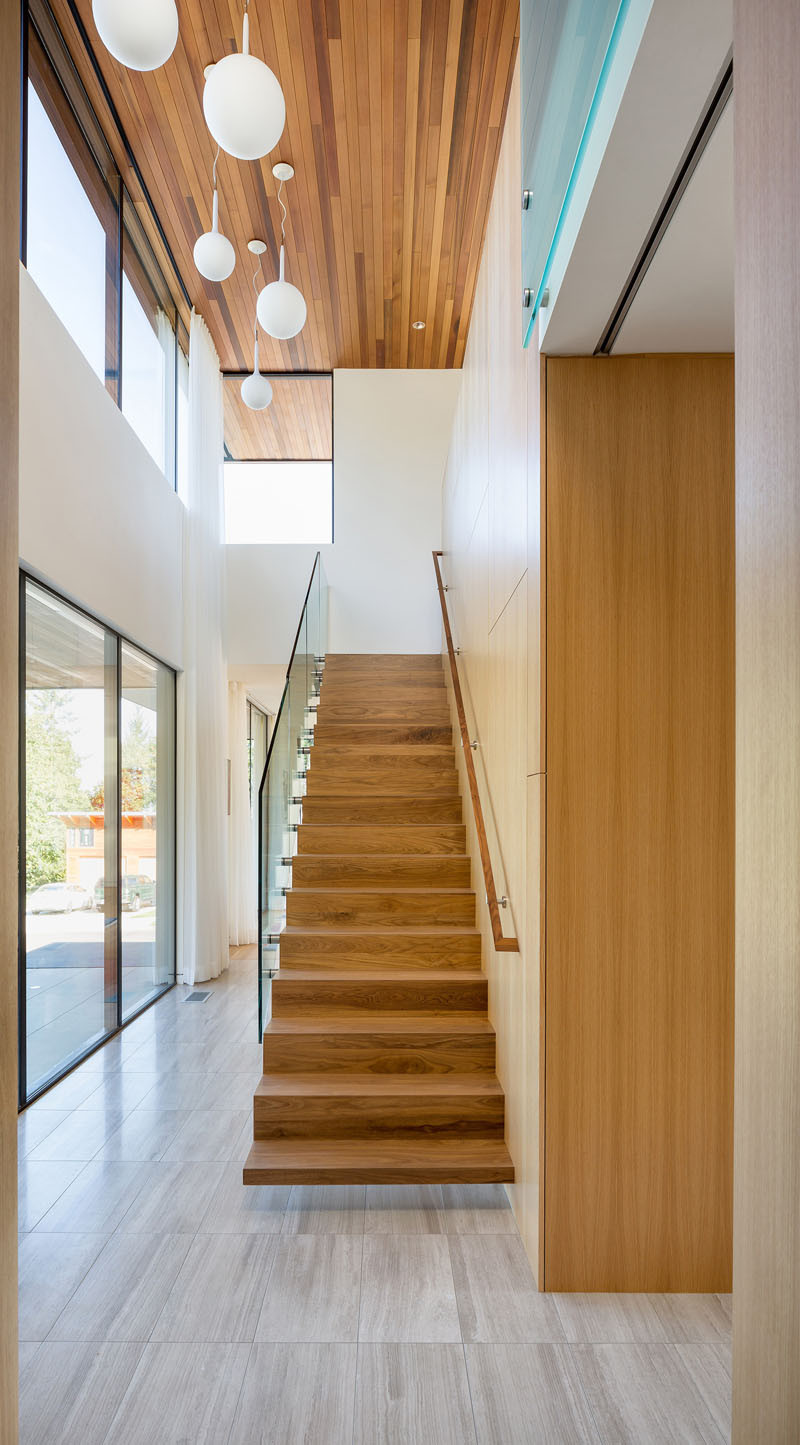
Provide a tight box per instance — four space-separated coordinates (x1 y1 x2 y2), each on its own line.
243 653 515 1186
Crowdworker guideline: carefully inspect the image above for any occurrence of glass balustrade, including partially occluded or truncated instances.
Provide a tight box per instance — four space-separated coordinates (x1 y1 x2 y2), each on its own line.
521 0 629 340
257 553 327 1037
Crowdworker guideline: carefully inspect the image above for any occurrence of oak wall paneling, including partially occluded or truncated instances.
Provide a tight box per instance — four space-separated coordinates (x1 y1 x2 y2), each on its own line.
733 0 800 1437
0 0 20 1433
544 354 735 1292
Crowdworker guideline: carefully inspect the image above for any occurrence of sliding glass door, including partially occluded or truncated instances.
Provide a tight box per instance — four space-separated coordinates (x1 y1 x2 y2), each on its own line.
20 579 175 1103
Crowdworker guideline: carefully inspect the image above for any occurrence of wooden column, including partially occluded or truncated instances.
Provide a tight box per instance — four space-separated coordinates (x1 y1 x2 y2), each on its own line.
733 0 800 1437
0 0 20 1434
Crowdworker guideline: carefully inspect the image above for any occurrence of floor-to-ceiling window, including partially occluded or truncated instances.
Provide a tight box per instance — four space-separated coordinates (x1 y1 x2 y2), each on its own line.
19 578 175 1104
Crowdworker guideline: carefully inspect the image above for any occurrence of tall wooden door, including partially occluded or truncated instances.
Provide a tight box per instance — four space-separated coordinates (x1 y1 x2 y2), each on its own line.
543 355 734 1291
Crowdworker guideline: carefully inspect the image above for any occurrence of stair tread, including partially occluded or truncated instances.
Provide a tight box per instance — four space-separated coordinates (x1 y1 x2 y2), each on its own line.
244 1137 514 1184
255 1071 503 1097
285 878 473 890
291 843 467 855
274 968 484 982
281 925 481 936
266 1014 495 1034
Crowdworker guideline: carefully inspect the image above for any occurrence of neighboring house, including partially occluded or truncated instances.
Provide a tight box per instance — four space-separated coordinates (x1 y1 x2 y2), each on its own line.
57 811 157 888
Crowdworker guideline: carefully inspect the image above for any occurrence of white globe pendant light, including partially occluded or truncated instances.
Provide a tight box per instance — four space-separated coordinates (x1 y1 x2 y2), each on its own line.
257 244 307 340
203 0 285 161
92 0 178 71
241 336 273 411
193 181 235 283
241 240 273 411
256 164 307 341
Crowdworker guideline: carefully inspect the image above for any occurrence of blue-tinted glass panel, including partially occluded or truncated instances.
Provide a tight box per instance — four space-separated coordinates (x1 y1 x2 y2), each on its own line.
521 0 625 338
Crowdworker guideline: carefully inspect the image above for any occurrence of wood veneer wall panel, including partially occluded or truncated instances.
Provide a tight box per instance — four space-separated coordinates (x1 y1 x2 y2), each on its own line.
0 0 19 1433
733 1 800 1437
544 355 734 1292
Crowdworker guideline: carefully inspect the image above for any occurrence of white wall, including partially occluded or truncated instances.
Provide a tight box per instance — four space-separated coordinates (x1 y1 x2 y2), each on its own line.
225 369 461 663
19 267 184 666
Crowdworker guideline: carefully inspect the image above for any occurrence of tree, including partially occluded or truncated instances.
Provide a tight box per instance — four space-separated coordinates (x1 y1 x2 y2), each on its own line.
121 711 158 808
88 711 158 814
25 691 89 891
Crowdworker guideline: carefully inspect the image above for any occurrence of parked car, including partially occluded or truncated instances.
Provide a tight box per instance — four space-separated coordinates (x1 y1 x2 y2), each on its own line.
94 874 156 912
28 882 93 914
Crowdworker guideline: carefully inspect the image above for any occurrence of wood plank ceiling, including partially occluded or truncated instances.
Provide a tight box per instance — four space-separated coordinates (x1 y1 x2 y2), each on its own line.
223 373 332 457
49 0 519 376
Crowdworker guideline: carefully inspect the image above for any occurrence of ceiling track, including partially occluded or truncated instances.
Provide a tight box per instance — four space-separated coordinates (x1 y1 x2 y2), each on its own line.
594 47 733 357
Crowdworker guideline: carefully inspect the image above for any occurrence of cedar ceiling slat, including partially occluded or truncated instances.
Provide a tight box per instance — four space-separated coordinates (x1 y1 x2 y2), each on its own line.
45 0 516 384
224 375 332 460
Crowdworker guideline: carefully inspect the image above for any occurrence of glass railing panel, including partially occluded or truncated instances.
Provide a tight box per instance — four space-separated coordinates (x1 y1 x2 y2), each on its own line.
257 553 328 1038
258 685 291 1035
521 0 627 340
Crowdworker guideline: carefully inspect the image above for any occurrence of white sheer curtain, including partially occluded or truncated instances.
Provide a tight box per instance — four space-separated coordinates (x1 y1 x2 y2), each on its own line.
228 681 257 945
177 311 229 984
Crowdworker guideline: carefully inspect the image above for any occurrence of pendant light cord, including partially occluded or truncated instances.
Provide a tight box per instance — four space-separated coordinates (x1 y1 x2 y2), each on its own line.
212 145 220 190
277 178 287 242
251 255 262 345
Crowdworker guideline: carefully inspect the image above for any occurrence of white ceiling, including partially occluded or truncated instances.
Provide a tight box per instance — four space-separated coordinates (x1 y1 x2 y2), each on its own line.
613 101 733 353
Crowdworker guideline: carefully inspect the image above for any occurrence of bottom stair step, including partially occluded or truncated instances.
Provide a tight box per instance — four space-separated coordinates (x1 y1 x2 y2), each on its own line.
243 1137 515 1185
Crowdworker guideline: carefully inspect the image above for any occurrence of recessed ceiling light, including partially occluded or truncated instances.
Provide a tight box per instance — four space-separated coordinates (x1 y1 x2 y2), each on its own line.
412 320 425 330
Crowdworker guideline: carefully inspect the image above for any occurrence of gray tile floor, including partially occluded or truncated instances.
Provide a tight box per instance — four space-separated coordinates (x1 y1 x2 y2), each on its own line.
18 948 732 1444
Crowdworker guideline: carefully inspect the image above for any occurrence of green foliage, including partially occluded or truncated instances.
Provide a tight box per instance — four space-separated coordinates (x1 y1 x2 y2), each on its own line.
88 710 158 813
25 691 89 891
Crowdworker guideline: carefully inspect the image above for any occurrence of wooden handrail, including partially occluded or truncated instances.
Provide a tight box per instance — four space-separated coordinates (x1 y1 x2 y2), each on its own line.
432 551 519 952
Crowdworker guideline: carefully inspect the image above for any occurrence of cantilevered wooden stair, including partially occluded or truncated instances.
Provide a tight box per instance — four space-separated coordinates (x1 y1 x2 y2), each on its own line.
243 653 514 1185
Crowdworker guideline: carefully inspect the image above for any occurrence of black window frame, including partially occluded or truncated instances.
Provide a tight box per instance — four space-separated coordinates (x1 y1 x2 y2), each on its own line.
18 571 178 1109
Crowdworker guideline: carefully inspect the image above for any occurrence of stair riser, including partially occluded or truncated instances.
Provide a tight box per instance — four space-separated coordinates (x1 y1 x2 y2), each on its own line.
296 825 467 856
310 746 456 765
312 725 452 746
254 1097 504 1139
279 932 481 969
244 1159 513 1185
307 756 456 776
301 797 462 823
271 978 486 1015
324 654 443 671
321 692 447 710
291 857 471 888
319 705 451 725
321 675 445 690
304 775 459 797
263 1033 496 1073
286 892 475 927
